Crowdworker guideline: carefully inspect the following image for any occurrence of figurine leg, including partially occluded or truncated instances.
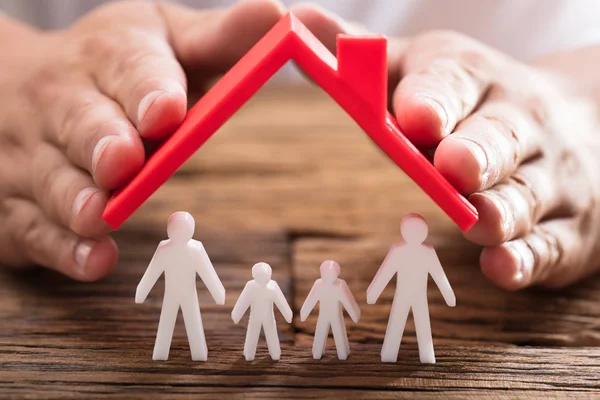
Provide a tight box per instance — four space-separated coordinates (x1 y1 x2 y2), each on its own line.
312 317 330 360
263 316 281 361
243 316 261 361
181 298 208 361
331 313 350 360
381 298 410 363
153 297 179 361
412 297 435 364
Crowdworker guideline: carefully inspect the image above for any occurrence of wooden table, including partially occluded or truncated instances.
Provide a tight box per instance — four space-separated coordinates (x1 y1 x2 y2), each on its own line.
1 86 600 399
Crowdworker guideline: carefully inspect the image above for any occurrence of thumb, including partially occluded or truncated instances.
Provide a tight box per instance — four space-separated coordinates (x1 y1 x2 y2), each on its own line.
158 0 286 71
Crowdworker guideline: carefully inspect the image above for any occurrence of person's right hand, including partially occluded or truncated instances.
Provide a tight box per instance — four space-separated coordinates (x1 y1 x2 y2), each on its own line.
0 0 285 281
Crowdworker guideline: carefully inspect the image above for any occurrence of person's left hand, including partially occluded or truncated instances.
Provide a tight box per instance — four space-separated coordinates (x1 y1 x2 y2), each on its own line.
292 4 600 290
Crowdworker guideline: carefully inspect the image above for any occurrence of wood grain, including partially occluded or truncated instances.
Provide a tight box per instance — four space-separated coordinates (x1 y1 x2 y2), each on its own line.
1 85 600 399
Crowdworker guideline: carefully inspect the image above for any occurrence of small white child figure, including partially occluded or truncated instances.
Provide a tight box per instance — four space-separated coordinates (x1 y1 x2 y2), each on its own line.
300 260 361 360
367 213 456 364
231 262 293 361
135 212 226 361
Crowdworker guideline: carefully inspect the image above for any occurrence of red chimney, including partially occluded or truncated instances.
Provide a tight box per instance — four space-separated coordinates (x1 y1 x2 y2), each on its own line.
336 34 388 120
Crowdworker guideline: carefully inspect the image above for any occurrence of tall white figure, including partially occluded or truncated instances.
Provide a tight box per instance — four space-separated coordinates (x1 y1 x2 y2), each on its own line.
367 214 456 364
231 262 293 361
300 260 361 360
135 212 226 361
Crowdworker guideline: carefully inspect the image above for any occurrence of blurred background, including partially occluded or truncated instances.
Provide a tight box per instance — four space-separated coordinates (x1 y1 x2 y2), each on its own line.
2 0 600 62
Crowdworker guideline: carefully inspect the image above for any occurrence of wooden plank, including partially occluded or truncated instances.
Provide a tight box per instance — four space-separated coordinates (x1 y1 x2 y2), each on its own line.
1 342 600 393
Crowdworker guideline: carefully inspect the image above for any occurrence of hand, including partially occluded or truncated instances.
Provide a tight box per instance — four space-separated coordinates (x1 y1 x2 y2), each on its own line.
294 5 600 290
0 0 284 281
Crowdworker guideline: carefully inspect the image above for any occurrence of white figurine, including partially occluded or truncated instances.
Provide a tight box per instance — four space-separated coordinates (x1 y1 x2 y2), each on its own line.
300 260 361 360
135 212 226 361
231 262 293 361
367 214 456 364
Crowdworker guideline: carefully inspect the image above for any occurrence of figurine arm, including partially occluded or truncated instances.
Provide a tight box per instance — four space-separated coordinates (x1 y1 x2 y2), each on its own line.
272 282 293 323
366 247 398 304
300 281 321 322
339 280 361 323
135 243 166 304
427 247 456 307
231 282 252 324
195 243 226 305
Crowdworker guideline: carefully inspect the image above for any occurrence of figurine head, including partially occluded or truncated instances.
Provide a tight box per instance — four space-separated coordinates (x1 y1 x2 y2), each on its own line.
319 260 340 284
167 212 195 243
400 213 428 244
252 262 272 285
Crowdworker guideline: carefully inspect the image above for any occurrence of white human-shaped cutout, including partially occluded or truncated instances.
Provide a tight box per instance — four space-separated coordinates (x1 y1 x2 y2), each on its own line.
300 260 361 360
367 214 456 364
231 262 293 361
135 212 226 361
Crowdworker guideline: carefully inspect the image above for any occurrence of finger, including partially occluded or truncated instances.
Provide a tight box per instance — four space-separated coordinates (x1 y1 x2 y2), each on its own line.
434 101 543 194
290 3 368 51
291 2 408 89
394 35 502 148
464 159 565 246
46 86 145 189
159 0 286 71
479 218 585 290
88 28 187 141
4 197 117 281
29 143 111 238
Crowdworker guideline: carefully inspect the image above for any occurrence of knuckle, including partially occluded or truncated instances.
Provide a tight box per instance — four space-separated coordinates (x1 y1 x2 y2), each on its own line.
19 215 46 263
115 49 158 78
31 147 66 216
422 58 471 94
0 198 20 256
479 113 522 165
419 56 489 116
9 202 47 266
560 145 595 213
133 72 166 92
57 96 98 148
507 174 543 226
528 226 564 282
80 30 167 76
22 64 64 113
79 32 124 63
523 94 552 127
414 29 496 73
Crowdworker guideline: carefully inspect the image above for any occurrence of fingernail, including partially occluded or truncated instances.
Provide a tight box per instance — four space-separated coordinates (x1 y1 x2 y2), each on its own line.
137 83 186 125
138 90 165 125
507 241 534 283
418 95 449 134
72 187 98 222
92 136 112 177
75 240 94 273
460 139 490 184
